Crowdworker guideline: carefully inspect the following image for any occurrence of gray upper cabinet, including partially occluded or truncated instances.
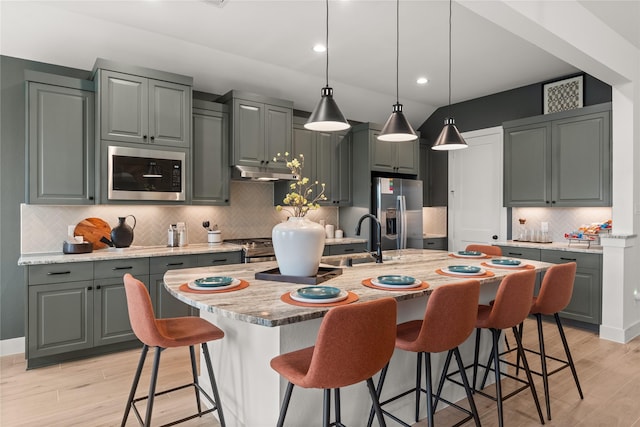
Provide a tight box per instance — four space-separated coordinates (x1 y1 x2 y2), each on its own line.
26 75 95 205
220 90 293 168
192 100 230 205
419 140 448 207
275 118 352 206
370 125 419 175
504 103 611 207
98 70 190 147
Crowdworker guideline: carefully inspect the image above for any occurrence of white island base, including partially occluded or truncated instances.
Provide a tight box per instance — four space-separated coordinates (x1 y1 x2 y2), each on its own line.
200 287 499 427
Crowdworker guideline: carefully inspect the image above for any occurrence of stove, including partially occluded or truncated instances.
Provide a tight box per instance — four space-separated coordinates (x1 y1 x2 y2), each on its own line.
225 238 275 262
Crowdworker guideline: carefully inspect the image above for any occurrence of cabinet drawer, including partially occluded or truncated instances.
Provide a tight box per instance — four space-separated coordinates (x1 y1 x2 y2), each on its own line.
423 238 446 250
94 258 149 279
196 251 241 267
326 243 367 256
541 250 601 269
496 246 541 260
29 262 93 285
150 255 198 275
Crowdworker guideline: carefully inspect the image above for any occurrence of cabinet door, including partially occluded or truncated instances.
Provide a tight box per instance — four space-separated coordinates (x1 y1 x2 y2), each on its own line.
504 122 551 207
371 137 395 172
395 139 419 174
315 131 333 204
148 79 190 148
192 108 230 204
552 111 611 206
100 70 148 144
93 277 141 346
332 132 352 206
232 99 264 166
28 281 93 358
265 104 292 167
292 124 316 181
150 273 194 319
27 83 95 204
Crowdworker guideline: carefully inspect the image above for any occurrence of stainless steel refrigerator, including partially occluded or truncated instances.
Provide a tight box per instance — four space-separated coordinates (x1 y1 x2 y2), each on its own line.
373 177 423 251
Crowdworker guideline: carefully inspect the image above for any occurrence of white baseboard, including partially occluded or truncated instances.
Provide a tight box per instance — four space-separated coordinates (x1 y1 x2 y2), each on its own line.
599 321 640 344
0 337 25 357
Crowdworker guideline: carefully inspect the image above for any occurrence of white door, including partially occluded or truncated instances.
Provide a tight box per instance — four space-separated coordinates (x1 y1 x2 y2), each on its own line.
448 126 507 252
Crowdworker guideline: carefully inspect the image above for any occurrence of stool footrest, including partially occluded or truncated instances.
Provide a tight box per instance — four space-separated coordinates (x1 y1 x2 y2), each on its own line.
130 382 220 427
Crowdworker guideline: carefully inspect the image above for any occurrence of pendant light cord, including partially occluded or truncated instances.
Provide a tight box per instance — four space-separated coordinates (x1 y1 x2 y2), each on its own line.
395 0 400 104
325 0 329 88
447 0 452 117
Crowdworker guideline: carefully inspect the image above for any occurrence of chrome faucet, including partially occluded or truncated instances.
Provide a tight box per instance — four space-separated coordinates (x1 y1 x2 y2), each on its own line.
355 214 383 263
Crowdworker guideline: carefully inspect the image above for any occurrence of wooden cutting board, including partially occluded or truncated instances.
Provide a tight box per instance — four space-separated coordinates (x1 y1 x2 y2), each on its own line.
74 218 111 249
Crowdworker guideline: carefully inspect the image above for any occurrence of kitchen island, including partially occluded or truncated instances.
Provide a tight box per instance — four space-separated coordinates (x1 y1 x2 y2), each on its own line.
164 249 554 427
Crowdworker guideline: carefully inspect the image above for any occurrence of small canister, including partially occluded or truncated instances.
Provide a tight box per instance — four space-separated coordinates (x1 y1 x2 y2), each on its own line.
168 225 179 247
208 230 222 245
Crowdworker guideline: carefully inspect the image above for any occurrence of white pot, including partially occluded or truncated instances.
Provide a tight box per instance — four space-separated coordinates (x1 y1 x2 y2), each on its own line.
272 217 326 277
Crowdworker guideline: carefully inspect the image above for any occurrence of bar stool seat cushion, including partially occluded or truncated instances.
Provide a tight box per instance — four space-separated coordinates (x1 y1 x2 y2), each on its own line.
155 317 225 348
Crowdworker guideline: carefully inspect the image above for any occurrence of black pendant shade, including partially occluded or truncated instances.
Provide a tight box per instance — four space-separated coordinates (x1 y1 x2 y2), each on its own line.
305 87 350 131
432 0 468 151
378 103 417 142
378 0 417 143
432 117 467 150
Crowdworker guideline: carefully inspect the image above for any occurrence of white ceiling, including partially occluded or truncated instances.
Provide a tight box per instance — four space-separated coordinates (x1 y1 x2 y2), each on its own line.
1 0 639 127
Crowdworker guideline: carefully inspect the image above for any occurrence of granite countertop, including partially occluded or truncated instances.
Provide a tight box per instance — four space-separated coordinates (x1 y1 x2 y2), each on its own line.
494 240 603 254
17 238 368 266
164 248 554 327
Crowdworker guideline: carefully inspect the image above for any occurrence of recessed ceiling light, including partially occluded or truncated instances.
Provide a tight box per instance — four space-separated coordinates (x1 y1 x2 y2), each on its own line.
417 77 429 85
313 44 326 53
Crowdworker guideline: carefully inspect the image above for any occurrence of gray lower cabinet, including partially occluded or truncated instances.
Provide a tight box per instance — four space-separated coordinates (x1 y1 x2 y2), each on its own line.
503 103 611 207
322 243 367 256
419 140 448 207
496 245 602 325
541 250 602 325
192 100 230 205
423 238 447 250
196 251 242 267
26 77 95 204
149 255 199 319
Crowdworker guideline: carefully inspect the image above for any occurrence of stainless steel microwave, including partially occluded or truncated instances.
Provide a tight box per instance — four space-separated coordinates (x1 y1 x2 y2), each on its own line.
108 146 186 201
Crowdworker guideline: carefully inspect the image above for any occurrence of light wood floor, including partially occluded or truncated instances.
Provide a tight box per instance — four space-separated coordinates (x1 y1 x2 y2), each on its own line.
2 318 640 426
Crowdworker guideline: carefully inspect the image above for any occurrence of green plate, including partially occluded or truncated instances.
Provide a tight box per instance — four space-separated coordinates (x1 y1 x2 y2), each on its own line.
296 286 341 299
376 275 416 286
491 258 521 266
448 265 482 274
194 276 234 287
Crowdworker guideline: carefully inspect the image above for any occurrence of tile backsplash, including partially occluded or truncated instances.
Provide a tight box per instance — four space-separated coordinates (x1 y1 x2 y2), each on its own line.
511 207 612 242
21 181 338 254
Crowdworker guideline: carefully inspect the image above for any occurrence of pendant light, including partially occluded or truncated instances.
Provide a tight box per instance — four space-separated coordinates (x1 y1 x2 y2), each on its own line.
432 0 468 150
305 0 350 132
378 0 417 142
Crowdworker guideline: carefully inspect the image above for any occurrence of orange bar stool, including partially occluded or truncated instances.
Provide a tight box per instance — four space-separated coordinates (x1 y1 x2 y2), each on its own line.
516 262 583 420
368 280 482 427
471 269 545 427
121 273 226 427
465 244 502 256
270 298 397 427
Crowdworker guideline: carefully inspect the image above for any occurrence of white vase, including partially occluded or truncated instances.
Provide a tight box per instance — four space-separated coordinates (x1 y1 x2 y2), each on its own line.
272 217 326 277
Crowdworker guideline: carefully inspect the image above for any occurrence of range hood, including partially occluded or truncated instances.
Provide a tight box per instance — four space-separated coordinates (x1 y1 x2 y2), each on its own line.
232 165 299 181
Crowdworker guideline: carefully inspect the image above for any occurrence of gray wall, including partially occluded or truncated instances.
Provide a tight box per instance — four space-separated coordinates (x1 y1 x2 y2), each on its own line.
0 55 91 339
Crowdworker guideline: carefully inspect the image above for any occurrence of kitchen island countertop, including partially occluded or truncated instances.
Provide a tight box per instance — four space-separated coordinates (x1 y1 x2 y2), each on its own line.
164 248 553 327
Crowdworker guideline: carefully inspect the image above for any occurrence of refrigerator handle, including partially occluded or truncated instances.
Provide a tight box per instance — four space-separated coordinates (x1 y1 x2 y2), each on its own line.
397 195 407 250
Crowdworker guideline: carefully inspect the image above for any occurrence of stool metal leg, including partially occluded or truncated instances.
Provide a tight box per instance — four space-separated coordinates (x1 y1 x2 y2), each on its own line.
366 378 387 427
490 329 505 427
145 346 164 426
367 363 389 427
453 347 481 427
276 382 294 427
536 314 551 420
189 345 201 414
121 344 149 427
322 389 331 427
473 328 481 390
424 352 434 427
555 313 583 399
512 325 545 425
202 342 226 427
334 388 342 426
416 352 423 422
